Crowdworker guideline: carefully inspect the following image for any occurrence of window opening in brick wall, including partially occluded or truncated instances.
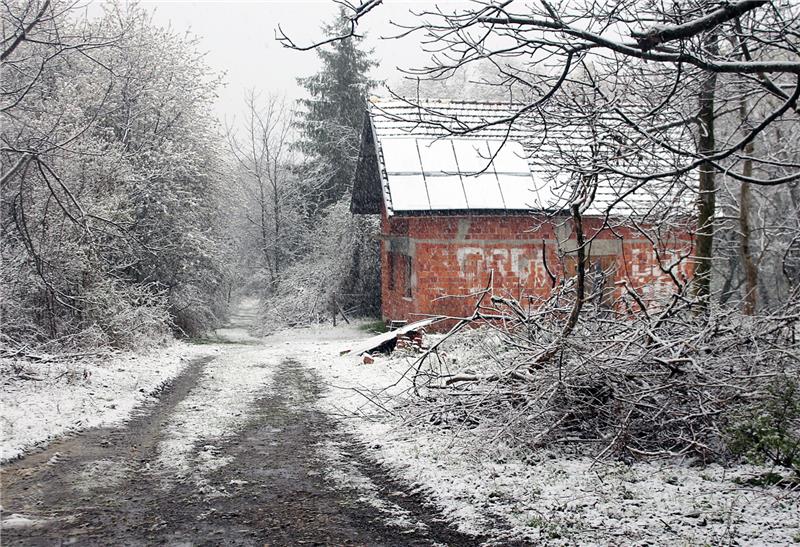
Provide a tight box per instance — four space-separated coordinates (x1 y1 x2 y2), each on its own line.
403 255 413 298
589 256 618 308
388 252 395 291
565 254 618 307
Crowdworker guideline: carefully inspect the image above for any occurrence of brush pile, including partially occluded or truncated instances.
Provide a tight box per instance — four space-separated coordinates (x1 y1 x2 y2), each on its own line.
408 284 800 466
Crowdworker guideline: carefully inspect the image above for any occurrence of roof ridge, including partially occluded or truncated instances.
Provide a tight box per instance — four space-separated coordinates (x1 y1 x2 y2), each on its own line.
369 97 527 107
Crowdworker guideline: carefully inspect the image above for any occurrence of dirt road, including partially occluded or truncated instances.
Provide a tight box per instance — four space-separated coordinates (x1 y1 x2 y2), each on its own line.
0 306 480 546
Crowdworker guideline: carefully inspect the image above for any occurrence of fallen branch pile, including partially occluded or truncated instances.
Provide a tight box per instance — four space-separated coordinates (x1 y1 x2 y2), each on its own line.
405 282 800 464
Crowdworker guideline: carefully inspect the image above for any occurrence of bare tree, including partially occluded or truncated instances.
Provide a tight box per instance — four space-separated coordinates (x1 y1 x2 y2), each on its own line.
227 93 302 291
280 1 800 463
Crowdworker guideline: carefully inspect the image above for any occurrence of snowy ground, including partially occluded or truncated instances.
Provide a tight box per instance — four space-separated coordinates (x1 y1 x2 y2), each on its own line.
0 342 213 463
3 312 799 545
310 339 800 546
0 298 272 465
1 308 477 545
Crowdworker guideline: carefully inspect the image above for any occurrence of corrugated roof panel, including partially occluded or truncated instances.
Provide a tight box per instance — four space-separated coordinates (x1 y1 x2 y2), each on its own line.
462 173 505 209
381 138 421 174
387 174 431 211
417 138 458 174
539 172 575 211
426 175 468 210
367 99 694 217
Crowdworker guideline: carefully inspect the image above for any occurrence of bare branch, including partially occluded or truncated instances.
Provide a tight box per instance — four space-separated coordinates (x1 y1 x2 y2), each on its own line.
631 0 768 51
276 0 382 51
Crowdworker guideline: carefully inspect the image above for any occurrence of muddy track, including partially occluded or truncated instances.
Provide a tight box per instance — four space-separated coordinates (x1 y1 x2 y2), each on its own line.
1 353 481 546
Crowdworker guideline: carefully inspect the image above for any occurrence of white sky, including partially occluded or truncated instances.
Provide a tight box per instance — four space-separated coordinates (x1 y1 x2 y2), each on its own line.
135 0 462 127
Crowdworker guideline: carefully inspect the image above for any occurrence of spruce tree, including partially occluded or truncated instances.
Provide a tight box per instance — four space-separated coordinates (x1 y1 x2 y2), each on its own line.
296 8 376 211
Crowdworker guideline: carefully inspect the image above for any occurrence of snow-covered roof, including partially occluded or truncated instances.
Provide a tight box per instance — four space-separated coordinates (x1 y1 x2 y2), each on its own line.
351 98 693 218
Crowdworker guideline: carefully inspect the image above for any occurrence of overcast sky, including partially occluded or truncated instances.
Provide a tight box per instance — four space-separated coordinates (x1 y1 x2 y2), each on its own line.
136 1 455 127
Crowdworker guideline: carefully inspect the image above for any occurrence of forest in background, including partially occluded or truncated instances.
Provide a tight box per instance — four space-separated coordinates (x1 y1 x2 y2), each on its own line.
1 2 379 351
9 0 796 353
225 8 380 329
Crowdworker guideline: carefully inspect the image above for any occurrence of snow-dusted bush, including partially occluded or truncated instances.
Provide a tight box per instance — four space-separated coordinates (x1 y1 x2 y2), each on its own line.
729 380 800 474
78 279 173 349
1 4 229 350
0 242 172 351
260 198 380 329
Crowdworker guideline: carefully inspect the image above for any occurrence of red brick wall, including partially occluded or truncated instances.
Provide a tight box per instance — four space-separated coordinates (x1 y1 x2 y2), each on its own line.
379 208 694 325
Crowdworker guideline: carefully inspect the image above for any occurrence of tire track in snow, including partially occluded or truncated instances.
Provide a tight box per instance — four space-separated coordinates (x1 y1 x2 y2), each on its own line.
154 346 280 480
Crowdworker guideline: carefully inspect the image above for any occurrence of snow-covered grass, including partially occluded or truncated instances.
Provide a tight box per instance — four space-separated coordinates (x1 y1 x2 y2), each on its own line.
308 337 800 546
0 342 212 463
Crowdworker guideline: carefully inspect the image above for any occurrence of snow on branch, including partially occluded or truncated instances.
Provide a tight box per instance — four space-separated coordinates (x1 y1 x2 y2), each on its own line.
631 0 768 51
276 0 383 51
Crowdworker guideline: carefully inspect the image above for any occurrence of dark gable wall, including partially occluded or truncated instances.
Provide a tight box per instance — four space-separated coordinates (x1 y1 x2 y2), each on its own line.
350 118 383 214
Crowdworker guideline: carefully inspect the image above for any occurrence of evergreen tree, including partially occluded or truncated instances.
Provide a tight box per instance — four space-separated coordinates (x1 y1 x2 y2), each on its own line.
296 8 376 211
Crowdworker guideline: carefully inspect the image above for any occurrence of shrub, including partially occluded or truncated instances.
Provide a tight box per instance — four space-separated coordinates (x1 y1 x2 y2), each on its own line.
729 379 800 474
260 198 380 330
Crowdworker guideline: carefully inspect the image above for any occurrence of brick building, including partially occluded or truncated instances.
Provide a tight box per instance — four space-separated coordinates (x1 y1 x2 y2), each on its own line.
351 99 693 325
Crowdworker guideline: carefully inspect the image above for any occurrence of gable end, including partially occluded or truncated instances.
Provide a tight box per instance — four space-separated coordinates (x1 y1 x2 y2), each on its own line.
350 116 383 214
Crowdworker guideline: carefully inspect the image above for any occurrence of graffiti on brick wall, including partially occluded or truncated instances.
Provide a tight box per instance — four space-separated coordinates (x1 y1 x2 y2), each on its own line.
454 244 548 293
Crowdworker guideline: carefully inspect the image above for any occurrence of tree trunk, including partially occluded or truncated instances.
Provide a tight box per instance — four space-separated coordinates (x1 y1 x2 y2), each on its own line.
693 32 719 305
739 159 758 315
738 96 758 315
258 181 275 287
273 187 280 285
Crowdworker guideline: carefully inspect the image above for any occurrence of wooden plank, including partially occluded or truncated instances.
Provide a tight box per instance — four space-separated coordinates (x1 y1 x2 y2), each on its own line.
340 317 441 356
